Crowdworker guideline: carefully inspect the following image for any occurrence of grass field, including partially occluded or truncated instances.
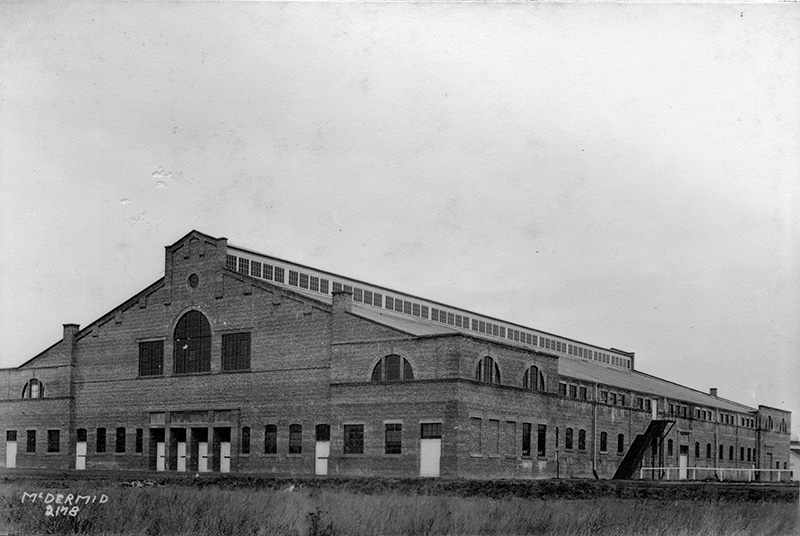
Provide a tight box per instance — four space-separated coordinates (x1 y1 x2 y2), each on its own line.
1 477 797 536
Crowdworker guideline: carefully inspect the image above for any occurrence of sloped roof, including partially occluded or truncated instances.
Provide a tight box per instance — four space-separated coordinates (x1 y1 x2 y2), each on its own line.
558 357 756 413
349 303 459 337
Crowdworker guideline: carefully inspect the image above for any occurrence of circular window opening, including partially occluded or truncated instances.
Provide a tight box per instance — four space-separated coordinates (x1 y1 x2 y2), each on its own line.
188 274 199 288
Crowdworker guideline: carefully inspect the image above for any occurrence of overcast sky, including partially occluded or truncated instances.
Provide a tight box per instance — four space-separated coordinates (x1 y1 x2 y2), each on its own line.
1 2 798 437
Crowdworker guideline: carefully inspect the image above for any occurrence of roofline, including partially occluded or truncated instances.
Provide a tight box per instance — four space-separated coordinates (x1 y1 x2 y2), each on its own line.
228 242 633 356
627 369 757 412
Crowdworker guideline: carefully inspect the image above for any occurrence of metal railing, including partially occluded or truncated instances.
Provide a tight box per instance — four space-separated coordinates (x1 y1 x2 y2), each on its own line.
639 466 792 482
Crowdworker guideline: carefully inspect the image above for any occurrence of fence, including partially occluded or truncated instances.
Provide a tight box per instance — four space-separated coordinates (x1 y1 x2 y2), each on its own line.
639 466 792 482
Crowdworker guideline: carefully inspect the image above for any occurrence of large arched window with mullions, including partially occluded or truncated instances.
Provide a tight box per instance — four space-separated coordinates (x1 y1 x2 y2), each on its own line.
475 356 501 384
174 310 212 374
522 365 546 391
371 354 414 381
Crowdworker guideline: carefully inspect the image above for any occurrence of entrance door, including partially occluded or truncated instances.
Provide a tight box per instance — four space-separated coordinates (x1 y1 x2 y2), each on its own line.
419 423 442 477
315 424 330 476
198 442 209 472
156 442 166 471
177 442 187 472
5 431 17 469
75 442 87 470
220 442 230 473
678 445 689 480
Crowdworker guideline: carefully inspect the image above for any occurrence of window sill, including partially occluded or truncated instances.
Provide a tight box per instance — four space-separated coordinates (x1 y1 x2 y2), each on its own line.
172 371 213 377
469 454 482 458
221 369 252 374
137 375 165 379
46 451 61 455
287 454 302 458
342 454 364 458
114 452 126 456
240 453 250 458
383 454 402 458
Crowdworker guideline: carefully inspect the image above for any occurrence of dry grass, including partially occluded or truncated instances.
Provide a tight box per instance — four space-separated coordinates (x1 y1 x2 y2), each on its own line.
1 481 797 536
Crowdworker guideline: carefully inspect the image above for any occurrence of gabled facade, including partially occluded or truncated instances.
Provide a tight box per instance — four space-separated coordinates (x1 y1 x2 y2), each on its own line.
1 231 792 480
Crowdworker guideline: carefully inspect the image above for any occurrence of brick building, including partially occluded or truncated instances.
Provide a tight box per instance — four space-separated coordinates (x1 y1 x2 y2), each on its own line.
1 230 792 480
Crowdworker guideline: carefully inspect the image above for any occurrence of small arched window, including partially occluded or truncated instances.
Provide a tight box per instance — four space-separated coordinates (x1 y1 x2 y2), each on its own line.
695 442 700 458
523 365 545 391
21 379 44 399
475 356 500 384
371 355 414 381
600 431 608 452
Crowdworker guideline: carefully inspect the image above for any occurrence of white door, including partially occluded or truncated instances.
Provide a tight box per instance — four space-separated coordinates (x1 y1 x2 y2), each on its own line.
315 441 330 475
75 442 86 470
5 440 16 468
156 442 166 471
198 442 209 472
177 442 186 472
420 438 441 477
651 400 658 420
678 454 688 480
220 442 231 473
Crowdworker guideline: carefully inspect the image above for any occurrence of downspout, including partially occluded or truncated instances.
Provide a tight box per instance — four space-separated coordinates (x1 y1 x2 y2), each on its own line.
592 382 598 477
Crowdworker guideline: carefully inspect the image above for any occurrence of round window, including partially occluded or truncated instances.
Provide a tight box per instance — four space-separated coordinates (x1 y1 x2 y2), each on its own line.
188 274 199 288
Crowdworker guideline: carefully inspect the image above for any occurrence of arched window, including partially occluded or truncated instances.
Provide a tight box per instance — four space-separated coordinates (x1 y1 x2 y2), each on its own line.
371 355 414 381
695 442 700 458
21 379 44 399
617 434 625 454
174 310 212 374
523 365 545 391
565 428 574 450
600 431 608 452
578 429 586 451
475 356 500 384
719 444 724 460
706 443 711 459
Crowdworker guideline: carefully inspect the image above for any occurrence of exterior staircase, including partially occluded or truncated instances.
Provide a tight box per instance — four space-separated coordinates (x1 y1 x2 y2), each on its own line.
612 420 673 480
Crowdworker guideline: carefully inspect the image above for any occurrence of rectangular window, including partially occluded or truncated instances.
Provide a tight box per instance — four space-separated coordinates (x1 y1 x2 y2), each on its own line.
264 264 274 280
222 332 251 371
264 425 277 454
225 254 237 271
610 393 617 405
404 301 412 315
6 430 17 442
242 427 250 455
353 287 363 302
565 428 573 450
522 423 532 457
420 423 442 439
47 430 60 453
343 425 364 455
386 296 395 310
298 273 309 289
579 387 588 400
289 424 302 454
413 303 421 317
470 418 482 455
385 424 402 454
395 299 403 313
251 261 262 278
288 270 299 286
578 429 586 451
27 430 36 452
420 305 428 319
487 419 500 455
309 276 319 292
96 428 106 453
617 434 625 454
503 421 516 457
273 267 285 283
320 279 329 294
569 385 577 398
363 290 373 305
138 340 164 377
238 258 250 275
135 429 143 453
559 383 567 396
115 427 126 453
619 395 626 406
601 391 608 403
333 281 343 292
537 424 547 457
373 293 382 308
